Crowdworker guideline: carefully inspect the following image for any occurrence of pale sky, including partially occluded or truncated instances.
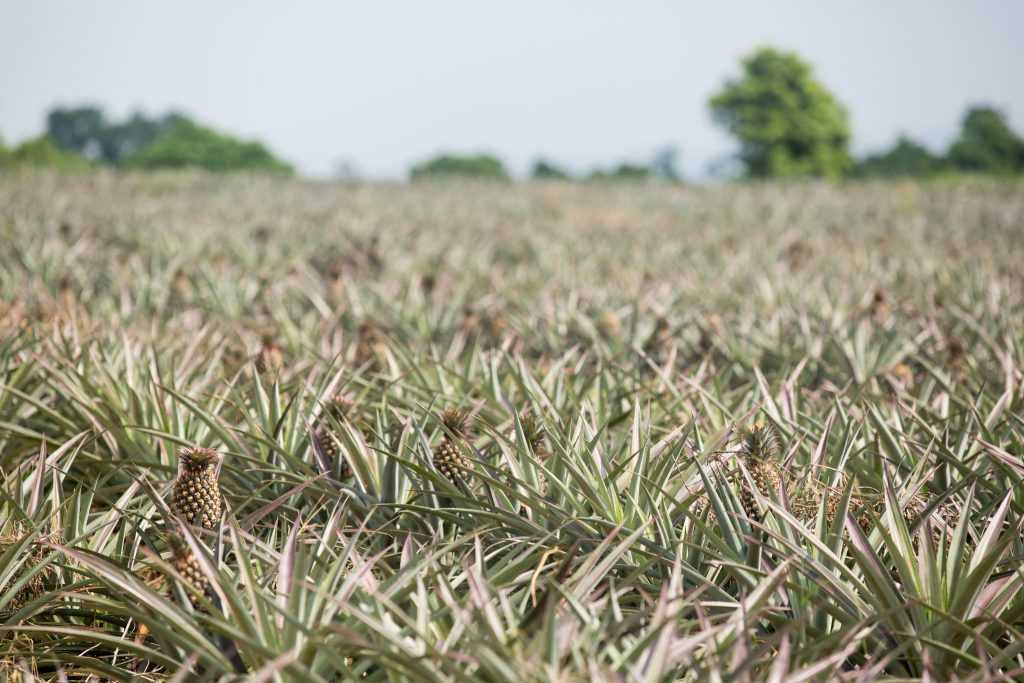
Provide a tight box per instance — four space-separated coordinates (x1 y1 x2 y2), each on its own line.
2 1 1022 179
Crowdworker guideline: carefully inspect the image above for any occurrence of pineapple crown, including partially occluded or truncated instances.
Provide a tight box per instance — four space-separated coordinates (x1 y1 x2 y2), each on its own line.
178 447 219 470
739 423 781 462
520 415 547 455
166 533 190 556
440 408 472 439
321 394 355 423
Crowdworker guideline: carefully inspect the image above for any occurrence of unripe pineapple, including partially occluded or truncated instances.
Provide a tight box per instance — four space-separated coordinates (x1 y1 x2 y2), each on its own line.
354 321 386 368
737 423 784 523
433 409 473 485
253 339 283 374
168 537 210 609
521 416 550 494
172 447 223 530
314 394 356 479
0 527 58 614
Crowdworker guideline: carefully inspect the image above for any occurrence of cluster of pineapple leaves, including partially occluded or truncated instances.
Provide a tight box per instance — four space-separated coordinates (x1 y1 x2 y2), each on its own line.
1 171 1023 681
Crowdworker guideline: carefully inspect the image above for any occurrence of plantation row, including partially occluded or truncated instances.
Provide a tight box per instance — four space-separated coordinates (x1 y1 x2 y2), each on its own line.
1 172 1023 680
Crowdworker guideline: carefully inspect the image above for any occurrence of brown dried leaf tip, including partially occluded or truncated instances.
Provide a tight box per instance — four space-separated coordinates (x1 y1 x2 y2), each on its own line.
172 447 223 530
433 409 474 484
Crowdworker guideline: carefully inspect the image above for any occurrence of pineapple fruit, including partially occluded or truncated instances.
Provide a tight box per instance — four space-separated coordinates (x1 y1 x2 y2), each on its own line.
172 447 223 529
0 528 58 614
168 537 210 609
736 423 785 523
253 339 283 374
689 421 958 543
433 409 473 485
521 415 550 495
314 394 357 479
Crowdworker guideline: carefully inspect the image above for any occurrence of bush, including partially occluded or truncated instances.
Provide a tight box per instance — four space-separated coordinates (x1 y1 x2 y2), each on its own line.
1 135 89 170
530 159 571 180
125 119 292 174
588 163 651 181
853 136 948 178
410 154 508 181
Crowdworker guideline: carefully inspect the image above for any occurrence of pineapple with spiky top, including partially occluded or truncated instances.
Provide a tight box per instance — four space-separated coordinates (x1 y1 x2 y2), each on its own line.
168 537 210 609
736 422 785 523
314 394 357 479
172 447 223 529
253 338 283 374
433 409 473 485
521 415 551 494
0 526 60 614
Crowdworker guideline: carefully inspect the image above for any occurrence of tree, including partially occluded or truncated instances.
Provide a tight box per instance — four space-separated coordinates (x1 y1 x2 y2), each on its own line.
651 146 681 181
709 47 851 178
46 106 107 160
47 106 193 165
588 163 650 181
125 119 292 174
99 111 188 164
410 154 508 181
854 136 947 178
531 159 570 180
948 106 1024 174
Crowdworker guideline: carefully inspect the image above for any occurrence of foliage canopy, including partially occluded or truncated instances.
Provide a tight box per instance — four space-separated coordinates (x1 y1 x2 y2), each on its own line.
854 136 948 178
710 47 851 179
125 119 293 174
410 153 508 181
948 106 1024 174
0 135 89 170
530 158 571 180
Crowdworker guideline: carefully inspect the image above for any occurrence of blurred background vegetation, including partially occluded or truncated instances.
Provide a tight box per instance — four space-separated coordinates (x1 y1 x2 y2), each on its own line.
1 46 1022 182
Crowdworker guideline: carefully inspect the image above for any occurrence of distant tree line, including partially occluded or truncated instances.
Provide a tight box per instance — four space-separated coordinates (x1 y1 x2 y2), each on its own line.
4 49 1022 180
0 106 292 174
708 47 1024 180
409 146 682 182
412 48 1023 182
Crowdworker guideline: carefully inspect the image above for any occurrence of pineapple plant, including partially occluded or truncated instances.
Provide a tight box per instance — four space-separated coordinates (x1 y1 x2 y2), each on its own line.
172 447 223 530
313 394 358 479
433 408 474 485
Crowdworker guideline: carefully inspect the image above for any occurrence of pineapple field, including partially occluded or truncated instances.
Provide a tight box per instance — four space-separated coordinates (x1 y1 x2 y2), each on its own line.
2 170 1024 681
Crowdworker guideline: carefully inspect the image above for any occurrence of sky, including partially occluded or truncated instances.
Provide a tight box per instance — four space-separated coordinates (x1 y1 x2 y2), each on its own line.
2 1 1022 179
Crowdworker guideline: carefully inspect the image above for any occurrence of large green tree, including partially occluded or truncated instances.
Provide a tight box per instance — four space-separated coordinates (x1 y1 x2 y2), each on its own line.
948 106 1024 174
709 47 851 178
